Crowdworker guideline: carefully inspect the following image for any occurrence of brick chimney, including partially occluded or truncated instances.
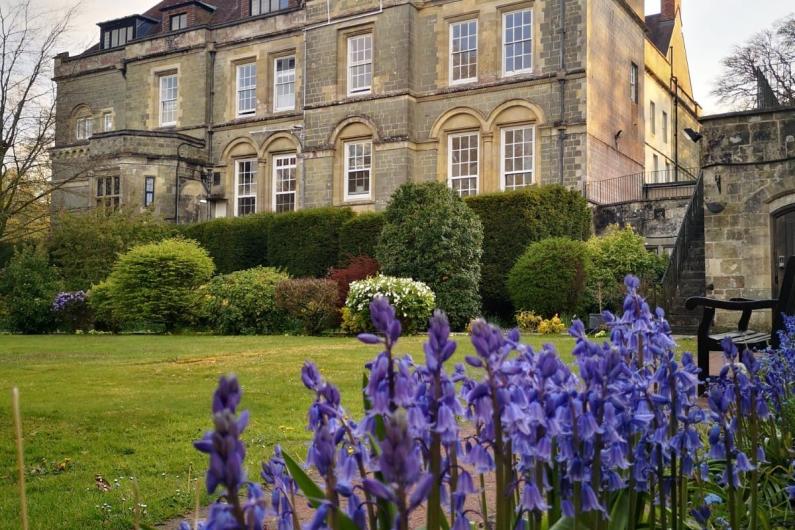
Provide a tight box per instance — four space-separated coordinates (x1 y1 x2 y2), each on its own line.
661 0 680 20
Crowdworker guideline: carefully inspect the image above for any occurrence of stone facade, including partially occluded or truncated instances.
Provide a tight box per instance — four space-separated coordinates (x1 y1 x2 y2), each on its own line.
52 0 658 221
701 107 795 329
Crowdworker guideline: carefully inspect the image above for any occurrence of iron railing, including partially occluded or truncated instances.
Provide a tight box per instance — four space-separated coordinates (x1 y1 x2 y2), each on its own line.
586 167 698 205
660 171 704 313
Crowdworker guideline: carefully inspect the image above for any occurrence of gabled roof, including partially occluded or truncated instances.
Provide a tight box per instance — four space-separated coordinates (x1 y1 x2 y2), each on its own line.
645 14 674 55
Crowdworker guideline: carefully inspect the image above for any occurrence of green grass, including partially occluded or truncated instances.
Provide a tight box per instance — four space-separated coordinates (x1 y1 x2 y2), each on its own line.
0 333 695 530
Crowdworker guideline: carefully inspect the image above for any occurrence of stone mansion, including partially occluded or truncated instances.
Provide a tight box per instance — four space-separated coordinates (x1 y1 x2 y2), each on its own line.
51 0 700 223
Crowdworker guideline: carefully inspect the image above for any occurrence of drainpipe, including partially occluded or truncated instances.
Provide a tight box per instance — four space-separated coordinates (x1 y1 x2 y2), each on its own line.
557 0 567 185
206 42 216 219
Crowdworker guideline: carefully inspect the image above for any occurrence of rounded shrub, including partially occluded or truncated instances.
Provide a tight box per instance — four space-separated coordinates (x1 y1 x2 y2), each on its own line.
204 267 291 335
275 278 339 335
103 238 215 331
52 291 93 332
0 245 61 333
343 275 435 335
507 237 588 317
376 182 482 330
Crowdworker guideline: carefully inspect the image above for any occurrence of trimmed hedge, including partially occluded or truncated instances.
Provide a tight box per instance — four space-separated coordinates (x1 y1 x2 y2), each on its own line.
465 185 591 317
180 213 272 274
268 207 354 277
338 212 384 262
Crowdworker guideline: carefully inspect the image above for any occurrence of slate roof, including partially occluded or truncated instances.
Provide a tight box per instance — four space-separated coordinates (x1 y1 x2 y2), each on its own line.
645 13 675 55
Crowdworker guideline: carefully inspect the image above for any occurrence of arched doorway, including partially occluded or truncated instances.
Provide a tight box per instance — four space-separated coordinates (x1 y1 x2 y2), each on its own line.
773 206 795 293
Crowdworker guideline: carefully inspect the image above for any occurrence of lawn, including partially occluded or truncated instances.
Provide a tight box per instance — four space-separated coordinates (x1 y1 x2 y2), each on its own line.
0 333 696 530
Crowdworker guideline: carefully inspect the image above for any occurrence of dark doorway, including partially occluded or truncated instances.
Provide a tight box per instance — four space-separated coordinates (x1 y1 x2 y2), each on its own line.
773 207 795 294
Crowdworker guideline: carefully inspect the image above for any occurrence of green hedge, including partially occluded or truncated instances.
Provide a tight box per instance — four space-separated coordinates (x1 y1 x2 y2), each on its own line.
465 185 591 317
338 212 384 262
180 213 272 274
267 207 354 277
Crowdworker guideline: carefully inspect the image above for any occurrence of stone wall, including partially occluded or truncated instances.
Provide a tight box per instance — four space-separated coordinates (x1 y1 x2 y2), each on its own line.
593 195 691 251
701 107 795 329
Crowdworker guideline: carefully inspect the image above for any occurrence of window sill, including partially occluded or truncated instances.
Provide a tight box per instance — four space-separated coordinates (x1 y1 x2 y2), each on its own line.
342 197 374 205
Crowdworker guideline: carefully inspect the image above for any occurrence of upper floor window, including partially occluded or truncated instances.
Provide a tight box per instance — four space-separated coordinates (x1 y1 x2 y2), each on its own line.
251 0 289 16
159 74 178 126
144 176 155 207
103 112 113 132
501 125 534 191
448 132 479 197
236 63 257 116
649 101 656 135
503 9 532 75
273 154 297 212
103 26 133 49
630 62 639 103
662 110 669 143
235 159 257 216
274 56 296 112
96 176 120 209
170 13 187 31
450 20 478 84
347 34 372 95
76 116 93 141
344 140 372 201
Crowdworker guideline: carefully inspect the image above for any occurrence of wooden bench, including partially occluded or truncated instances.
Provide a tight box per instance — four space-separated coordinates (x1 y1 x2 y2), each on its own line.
685 256 795 384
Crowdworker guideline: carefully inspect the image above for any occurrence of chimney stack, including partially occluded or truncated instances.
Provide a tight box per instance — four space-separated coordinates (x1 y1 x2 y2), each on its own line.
661 0 680 20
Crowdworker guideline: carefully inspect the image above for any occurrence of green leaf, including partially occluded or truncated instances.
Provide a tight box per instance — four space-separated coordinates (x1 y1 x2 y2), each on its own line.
607 490 629 530
282 450 325 506
548 516 574 530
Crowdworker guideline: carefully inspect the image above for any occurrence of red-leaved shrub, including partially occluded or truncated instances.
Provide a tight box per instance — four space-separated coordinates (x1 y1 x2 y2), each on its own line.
327 255 380 306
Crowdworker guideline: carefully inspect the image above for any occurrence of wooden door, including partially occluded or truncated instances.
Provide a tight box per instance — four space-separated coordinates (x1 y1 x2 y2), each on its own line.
773 208 795 294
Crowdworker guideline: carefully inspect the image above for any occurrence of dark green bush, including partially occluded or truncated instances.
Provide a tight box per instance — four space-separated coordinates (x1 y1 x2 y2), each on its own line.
465 185 591 317
268 207 354 277
338 212 384 262
0 245 62 333
48 208 176 291
377 182 482 330
205 267 291 335
102 238 215 331
275 278 339 335
507 237 589 317
180 213 272 274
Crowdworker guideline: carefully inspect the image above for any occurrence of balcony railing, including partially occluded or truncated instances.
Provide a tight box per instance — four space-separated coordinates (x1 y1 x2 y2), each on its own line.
585 167 698 205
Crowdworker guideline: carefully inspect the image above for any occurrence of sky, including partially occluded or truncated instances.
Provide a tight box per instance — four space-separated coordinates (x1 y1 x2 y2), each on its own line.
51 0 793 115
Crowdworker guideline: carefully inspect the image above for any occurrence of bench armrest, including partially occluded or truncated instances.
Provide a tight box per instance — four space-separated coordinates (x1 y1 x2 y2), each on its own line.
685 296 778 311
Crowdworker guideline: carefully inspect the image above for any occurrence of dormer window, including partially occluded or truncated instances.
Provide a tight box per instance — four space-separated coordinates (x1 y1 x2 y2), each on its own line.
251 0 290 16
170 13 187 31
103 26 134 49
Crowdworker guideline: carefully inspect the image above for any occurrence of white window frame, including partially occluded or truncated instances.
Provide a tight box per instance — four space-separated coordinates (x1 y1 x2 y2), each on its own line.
649 101 656 135
159 74 178 127
447 131 480 197
343 140 373 202
347 34 373 96
272 153 297 212
170 13 187 31
449 19 478 85
103 112 113 132
502 9 532 76
499 125 535 191
234 159 258 216
75 116 93 141
273 56 296 112
236 62 257 117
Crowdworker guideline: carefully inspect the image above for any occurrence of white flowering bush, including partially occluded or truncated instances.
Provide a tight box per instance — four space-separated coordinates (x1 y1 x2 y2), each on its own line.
342 275 435 334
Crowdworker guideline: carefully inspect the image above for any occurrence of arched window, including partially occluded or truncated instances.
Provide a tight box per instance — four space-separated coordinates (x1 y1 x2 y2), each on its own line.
330 118 378 205
487 100 544 191
221 138 260 217
430 108 485 197
261 132 302 213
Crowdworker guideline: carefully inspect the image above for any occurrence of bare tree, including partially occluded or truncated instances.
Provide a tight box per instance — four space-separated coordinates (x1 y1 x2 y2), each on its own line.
713 14 795 110
0 0 77 243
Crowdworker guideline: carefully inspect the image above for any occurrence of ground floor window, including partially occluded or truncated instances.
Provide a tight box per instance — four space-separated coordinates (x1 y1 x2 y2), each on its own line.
96 176 120 209
144 176 155 207
501 125 534 190
235 159 257 216
344 141 372 201
273 154 296 212
448 132 479 197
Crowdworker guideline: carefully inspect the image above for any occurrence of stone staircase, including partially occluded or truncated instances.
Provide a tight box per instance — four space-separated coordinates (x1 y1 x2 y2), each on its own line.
661 174 706 334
